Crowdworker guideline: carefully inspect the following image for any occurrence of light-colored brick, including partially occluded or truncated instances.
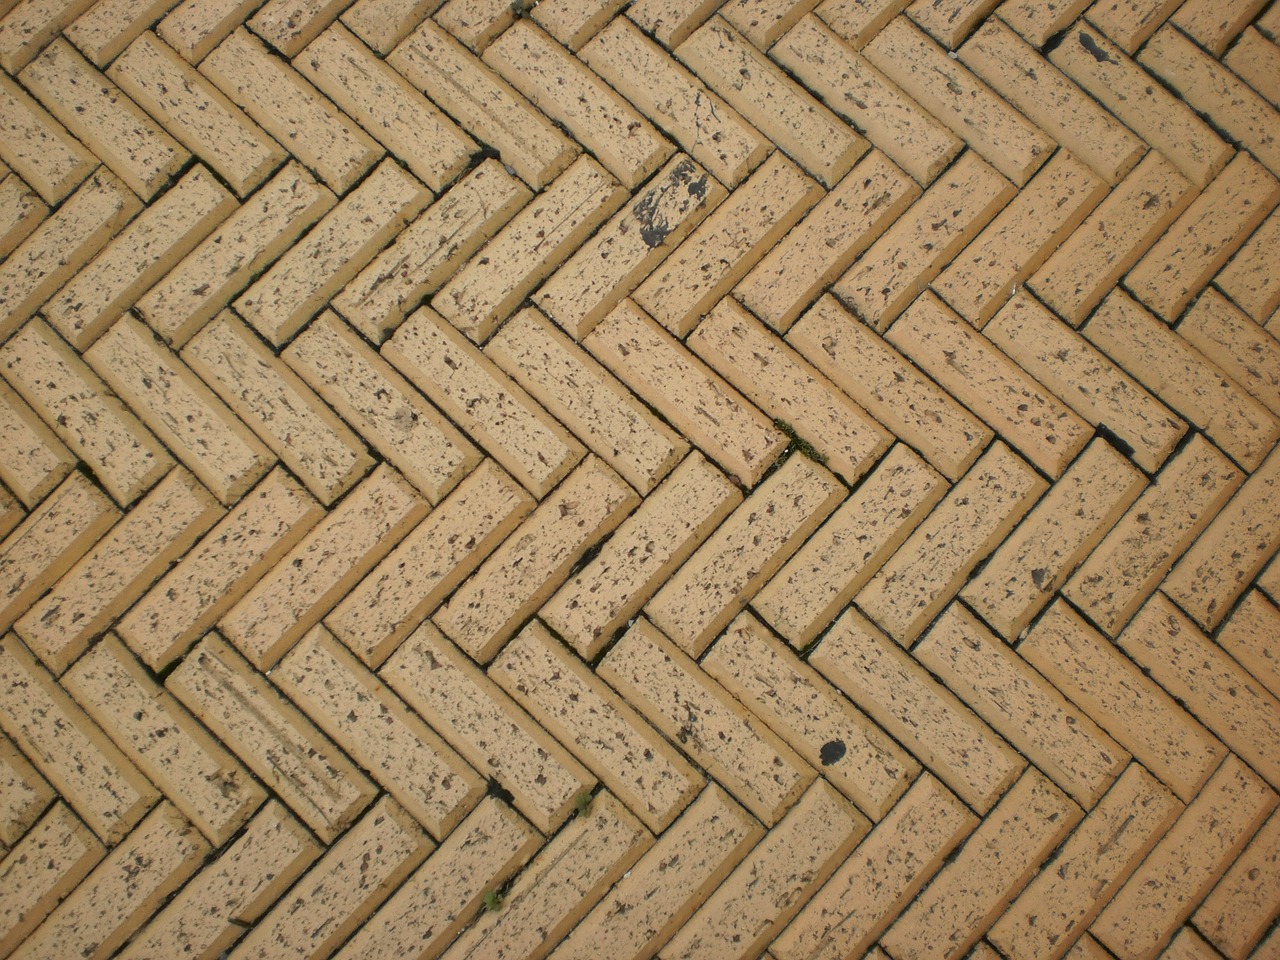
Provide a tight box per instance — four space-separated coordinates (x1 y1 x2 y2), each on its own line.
1194 807 1280 960
341 0 439 52
1179 288 1280 418
435 0 515 51
1168 0 1264 56
0 174 44 261
166 632 376 842
249 0 353 55
599 618 814 825
1086 0 1179 52
998 0 1090 45
814 0 908 47
626 0 720 47
1224 27 1280 110
531 0 624 48
1217 206 1280 323
720 0 821 47
382 622 595 833
0 74 94 206
907 0 998 47
157 0 263 62
811 608 1024 812
0 0 96 73
64 0 179 66
1218 590 1280 701
0 734 53 846
1018 600 1226 802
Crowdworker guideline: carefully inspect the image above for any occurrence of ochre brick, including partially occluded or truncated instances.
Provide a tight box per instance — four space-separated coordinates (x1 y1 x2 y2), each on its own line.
16 468 221 673
626 0 720 47
0 73 94 206
0 0 96 73
1193 807 1280 959
788 294 991 479
166 632 376 842
1224 28 1280 110
647 454 844 655
158 0 265 61
540 452 740 658
811 608 1024 812
906 0 998 47
881 768 1082 960
436 0 519 51
382 622 595 833
0 632 158 844
115 801 319 960
585 299 786 485
755 443 945 646
720 0 817 47
961 438 1146 639
814 0 910 48
856 441 1045 644
108 32 285 196
989 763 1181 960
248 0 351 55
341 0 440 52
491 621 703 831
632 153 822 335
183 312 374 505
284 311 479 504
20 38 188 200
335 797 540 960
664 780 869 959
0 174 45 261
1086 0 1180 52
117 468 322 670
63 636 263 846
333 159 529 343
580 17 769 188
1170 0 1267 55
1217 206 1280 323
705 612 918 819
1093 755 1277 960
64 0 179 66
0 734 54 846
296 23 475 191
1017 600 1226 802
996 0 1090 45
1179 289 1280 418
137 162 335 347
220 464 426 669
772 774 974 960
1218 590 1280 701
599 618 814 825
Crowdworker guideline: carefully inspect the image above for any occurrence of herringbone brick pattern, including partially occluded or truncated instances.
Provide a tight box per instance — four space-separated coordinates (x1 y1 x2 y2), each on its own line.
1 0 1279 956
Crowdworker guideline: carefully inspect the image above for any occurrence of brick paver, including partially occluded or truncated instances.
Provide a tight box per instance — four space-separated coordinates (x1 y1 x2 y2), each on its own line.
1 1 1279 956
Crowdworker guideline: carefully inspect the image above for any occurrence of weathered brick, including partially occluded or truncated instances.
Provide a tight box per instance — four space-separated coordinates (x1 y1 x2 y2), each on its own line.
998 0 1090 45
341 0 439 52
248 0 353 55
1193 806 1280 959
814 0 909 47
158 0 263 61
906 0 998 47
1171 0 1266 55
626 0 720 47
1218 590 1280 701
0 74 94 206
720 0 820 47
64 0 178 65
530 0 624 48
0 734 53 846
1086 0 1179 52
1179 288 1280 418
0 0 96 73
435 0 516 50
1217 206 1280 323
1224 27 1280 110
0 175 44 262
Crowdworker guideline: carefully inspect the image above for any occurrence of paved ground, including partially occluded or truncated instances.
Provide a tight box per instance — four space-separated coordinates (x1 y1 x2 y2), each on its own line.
1 0 1280 957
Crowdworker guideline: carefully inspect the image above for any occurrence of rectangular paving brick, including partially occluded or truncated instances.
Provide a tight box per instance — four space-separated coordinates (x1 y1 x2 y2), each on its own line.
342 0 443 52
814 0 909 48
788 294 991 479
382 622 595 833
626 0 720 47
296 23 475 191
0 174 45 261
720 0 818 47
333 159 529 343
167 632 376 842
0 631 158 844
10 803 208 960
1193 806 1280 959
882 769 1081 960
907 0 1001 47
491 621 703 832
158 0 264 61
335 797 540 960
434 456 637 663
1093 755 1277 960
64 0 182 66
1050 24 1231 188
0 472 117 634
200 27 380 192
1087 0 1179 52
1217 206 1280 323
586 299 786 485
773 774 975 960
87 315 274 505
284 311 479 504
705 612 918 819
600 618 814 825
16 468 221 673
137 161 335 347
864 16 1052 184
984 290 1187 472
536 156 723 338
434 0 513 51
1173 0 1269 55
0 0 97 73
249 0 354 55
857 441 1045 644
20 38 188 200
633 152 822 335
580 17 769 188
961 438 1145 639
755 443 945 646
663 780 869 960
989 763 1181 960
117 468 322 669
0 734 54 847
220 464 426 669
678 17 866 187
326 459 532 667
0 73 95 206
183 311 374 505
1018 600 1226 802
647 454 843 655
1179 288 1280 418
1224 27 1280 110
62 635 263 846
236 160 430 346
440 792 650 960
916 604 1128 807
1219 590 1280 701
108 31 285 196
691 298 891 482
435 156 627 342
0 803 103 957
0 170 140 343
541 451 740 658
530 0 625 48
811 608 1024 813
116 801 319 960
888 292 1091 476
275 626 484 838
932 150 1107 325
229 795 433 960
